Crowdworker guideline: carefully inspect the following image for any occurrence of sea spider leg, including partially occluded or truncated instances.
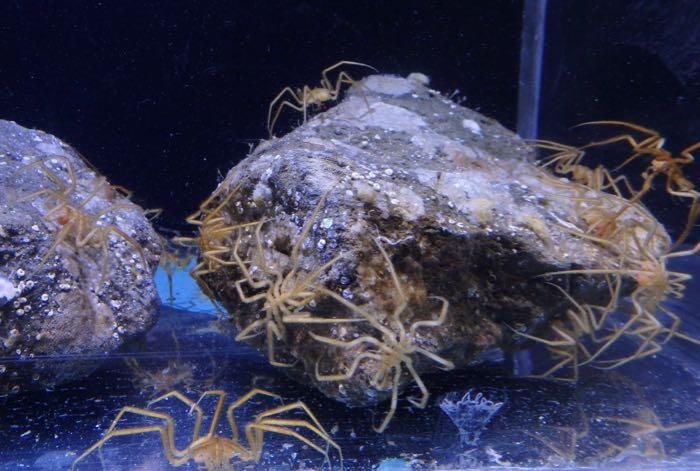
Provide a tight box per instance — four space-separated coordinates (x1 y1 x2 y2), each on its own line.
412 344 455 370
71 406 189 470
244 422 333 466
679 140 700 163
319 61 377 91
309 332 384 381
314 350 384 381
314 288 393 337
597 166 638 198
182 171 241 226
252 401 343 463
529 139 587 172
147 390 205 442
188 389 229 438
374 237 409 326
547 282 617 343
409 296 449 336
280 254 369 324
580 295 648 367
509 323 581 381
72 425 187 470
372 366 402 433
666 182 700 247
285 189 331 279
267 86 307 136
226 388 281 443
574 120 663 154
321 62 377 117
13 155 76 204
403 356 431 408
266 320 296 368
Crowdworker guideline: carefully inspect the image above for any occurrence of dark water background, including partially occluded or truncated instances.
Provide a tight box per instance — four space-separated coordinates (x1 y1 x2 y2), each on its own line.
1 0 700 236
1 0 522 233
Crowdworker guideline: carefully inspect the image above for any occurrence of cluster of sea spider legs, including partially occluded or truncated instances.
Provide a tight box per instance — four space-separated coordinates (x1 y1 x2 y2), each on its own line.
35 70 698 467
174 119 700 442
524 120 700 381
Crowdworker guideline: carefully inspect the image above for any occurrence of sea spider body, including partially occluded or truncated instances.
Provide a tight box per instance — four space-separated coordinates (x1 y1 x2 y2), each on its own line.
188 436 251 470
267 60 377 136
232 191 364 367
575 120 699 246
310 237 454 432
71 389 342 470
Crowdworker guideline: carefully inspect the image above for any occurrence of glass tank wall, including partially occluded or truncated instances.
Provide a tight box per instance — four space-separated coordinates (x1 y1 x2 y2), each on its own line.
1 1 699 470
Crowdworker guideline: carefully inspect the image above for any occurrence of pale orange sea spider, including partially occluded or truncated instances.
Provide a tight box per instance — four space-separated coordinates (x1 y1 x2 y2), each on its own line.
597 407 699 462
173 171 256 307
511 277 622 381
125 332 196 397
574 120 700 246
231 190 366 367
267 60 377 136
14 155 148 289
309 237 454 432
71 388 342 470
531 139 636 198
542 235 700 370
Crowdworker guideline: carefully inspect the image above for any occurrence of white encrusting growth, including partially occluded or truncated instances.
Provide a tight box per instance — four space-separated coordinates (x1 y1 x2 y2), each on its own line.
0 275 19 305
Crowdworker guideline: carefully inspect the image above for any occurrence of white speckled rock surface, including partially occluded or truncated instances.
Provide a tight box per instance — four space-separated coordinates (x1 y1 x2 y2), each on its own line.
196 75 666 406
0 120 161 395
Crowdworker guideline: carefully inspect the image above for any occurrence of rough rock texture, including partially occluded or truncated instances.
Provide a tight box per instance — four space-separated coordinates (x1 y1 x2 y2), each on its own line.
0 120 161 395
198 75 666 406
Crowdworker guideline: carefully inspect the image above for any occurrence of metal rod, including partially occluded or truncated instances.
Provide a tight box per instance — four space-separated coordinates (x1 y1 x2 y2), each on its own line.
517 0 548 140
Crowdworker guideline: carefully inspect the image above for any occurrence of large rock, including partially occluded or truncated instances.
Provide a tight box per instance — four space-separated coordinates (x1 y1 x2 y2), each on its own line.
194 74 666 407
0 120 161 395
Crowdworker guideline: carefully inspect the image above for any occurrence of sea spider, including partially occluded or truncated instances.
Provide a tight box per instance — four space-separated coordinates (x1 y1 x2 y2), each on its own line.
14 156 148 289
232 191 364 367
598 407 699 462
511 278 621 381
310 237 454 432
174 171 256 307
573 120 699 246
543 236 700 370
532 140 635 197
71 389 342 470
125 332 197 397
267 60 377 136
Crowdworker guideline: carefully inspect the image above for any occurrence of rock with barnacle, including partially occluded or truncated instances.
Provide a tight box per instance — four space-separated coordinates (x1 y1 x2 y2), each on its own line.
0 120 161 395
195 74 667 407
